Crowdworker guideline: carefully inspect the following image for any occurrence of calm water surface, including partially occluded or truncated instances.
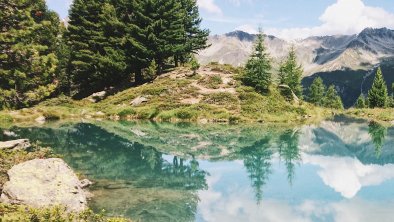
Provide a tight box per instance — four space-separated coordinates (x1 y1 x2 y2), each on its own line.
3 116 394 222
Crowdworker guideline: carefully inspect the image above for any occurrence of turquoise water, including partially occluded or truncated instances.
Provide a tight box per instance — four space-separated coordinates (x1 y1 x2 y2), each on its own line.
4 116 394 222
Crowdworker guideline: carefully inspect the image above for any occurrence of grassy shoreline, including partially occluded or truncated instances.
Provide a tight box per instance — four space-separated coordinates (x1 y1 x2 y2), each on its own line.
1 65 393 128
0 145 131 221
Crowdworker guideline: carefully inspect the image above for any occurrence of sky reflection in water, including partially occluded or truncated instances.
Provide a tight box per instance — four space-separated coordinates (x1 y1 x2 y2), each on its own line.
4 117 394 222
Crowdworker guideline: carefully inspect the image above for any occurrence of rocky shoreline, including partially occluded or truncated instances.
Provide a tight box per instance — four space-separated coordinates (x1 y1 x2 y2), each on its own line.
0 139 92 213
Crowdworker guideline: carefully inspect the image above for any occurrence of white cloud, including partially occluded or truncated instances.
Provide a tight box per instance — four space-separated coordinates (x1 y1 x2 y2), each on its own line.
198 0 223 15
234 24 258 34
267 0 394 39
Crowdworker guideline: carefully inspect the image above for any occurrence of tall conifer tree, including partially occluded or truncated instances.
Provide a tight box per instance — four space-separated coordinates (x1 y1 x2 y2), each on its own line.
0 0 60 109
66 0 105 96
178 0 209 65
243 30 272 93
116 0 151 84
308 77 326 106
146 0 185 74
279 47 304 99
67 0 128 97
324 85 344 109
368 67 388 108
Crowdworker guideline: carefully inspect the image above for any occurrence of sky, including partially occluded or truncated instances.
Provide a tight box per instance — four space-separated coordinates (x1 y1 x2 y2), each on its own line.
46 0 394 39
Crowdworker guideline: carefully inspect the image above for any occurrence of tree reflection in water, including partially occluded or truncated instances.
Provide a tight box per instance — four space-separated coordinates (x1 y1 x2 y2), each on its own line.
368 122 387 157
10 123 208 222
278 129 301 186
6 120 391 220
240 136 273 204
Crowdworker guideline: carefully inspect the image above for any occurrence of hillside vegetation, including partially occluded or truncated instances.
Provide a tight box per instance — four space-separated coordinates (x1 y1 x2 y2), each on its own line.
0 64 332 126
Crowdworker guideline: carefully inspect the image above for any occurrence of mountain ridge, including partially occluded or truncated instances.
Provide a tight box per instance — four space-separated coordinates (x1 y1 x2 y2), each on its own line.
197 27 394 76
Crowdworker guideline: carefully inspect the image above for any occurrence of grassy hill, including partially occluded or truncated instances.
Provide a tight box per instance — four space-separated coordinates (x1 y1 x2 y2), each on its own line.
0 64 332 127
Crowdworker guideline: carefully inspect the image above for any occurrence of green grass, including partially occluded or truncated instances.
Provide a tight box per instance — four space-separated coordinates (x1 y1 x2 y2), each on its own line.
0 204 130 222
202 92 239 110
0 113 13 128
0 64 369 124
207 62 243 74
345 108 394 124
198 75 223 89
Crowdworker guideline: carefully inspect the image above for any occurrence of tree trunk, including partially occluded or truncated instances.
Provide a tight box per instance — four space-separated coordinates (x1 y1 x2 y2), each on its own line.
135 68 143 85
175 55 179 67
279 84 300 104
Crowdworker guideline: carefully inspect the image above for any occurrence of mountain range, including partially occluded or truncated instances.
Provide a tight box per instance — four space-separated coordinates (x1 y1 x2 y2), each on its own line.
197 27 394 75
197 28 394 107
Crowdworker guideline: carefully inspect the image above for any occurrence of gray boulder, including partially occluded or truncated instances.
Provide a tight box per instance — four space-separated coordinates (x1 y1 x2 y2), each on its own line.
0 139 31 151
0 158 88 212
87 91 107 103
130 96 149 106
35 116 46 124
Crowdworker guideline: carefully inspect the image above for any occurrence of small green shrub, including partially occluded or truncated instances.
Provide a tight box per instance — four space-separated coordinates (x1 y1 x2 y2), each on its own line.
0 204 130 222
42 110 61 121
203 92 238 105
157 110 176 121
135 107 159 119
117 108 136 117
0 113 13 125
190 57 200 74
175 108 198 120
229 115 241 123
140 86 167 96
199 75 223 89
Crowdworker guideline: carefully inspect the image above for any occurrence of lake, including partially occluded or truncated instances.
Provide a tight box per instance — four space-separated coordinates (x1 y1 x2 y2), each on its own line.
3 116 394 222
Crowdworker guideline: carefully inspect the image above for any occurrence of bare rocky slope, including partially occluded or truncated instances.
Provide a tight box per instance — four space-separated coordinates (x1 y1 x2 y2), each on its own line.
197 28 394 76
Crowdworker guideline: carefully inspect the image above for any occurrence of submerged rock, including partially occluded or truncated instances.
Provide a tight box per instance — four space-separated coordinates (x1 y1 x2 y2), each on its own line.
3 130 17 137
80 179 93 189
0 158 88 212
0 139 31 151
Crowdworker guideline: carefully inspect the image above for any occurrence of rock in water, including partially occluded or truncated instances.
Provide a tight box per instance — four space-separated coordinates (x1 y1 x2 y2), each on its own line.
0 139 31 151
0 158 88 212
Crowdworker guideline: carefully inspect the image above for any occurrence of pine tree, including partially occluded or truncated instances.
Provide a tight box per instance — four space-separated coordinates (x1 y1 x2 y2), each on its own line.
178 0 209 65
279 47 303 99
143 60 158 81
355 95 366 108
368 67 388 108
390 83 394 108
190 56 200 75
0 0 60 109
145 0 185 74
324 85 344 109
56 22 72 96
243 29 272 93
66 0 128 97
308 77 326 106
98 3 127 84
116 0 151 84
66 0 106 96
